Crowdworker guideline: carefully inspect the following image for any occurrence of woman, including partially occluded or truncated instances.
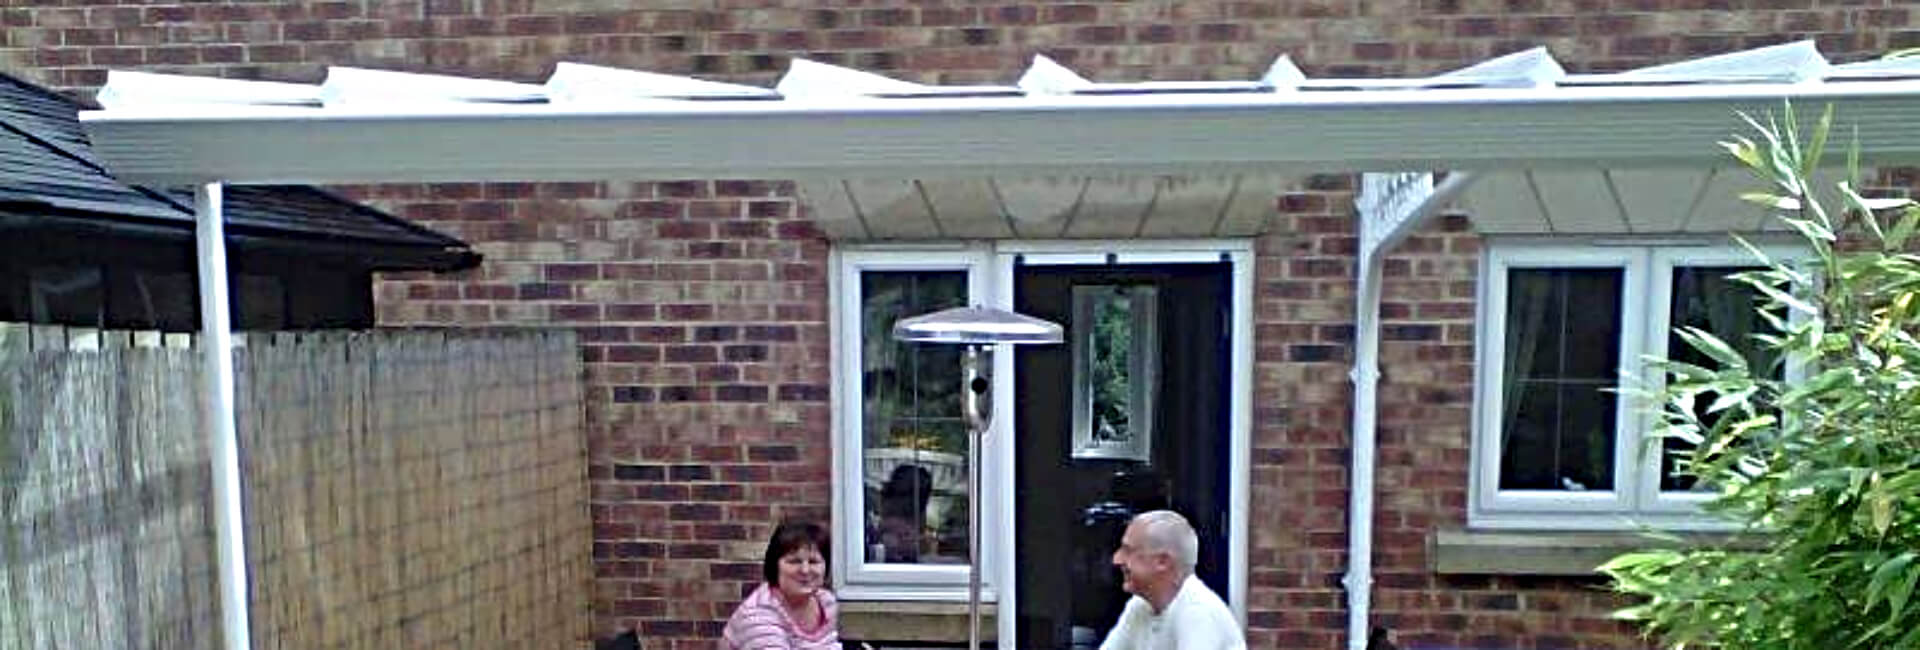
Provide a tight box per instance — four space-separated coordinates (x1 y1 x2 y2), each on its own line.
722 521 841 650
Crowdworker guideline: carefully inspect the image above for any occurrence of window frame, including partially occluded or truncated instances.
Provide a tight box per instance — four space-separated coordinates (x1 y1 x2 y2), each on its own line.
830 245 997 600
1472 244 1645 522
1470 238 1804 530
1636 245 1808 515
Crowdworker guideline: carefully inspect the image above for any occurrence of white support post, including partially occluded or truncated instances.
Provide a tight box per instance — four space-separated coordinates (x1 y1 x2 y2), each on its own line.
1344 251 1385 650
1345 172 1478 650
195 182 253 650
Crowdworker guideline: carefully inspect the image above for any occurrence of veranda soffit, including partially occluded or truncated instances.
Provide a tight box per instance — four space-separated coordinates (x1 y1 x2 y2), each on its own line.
80 41 1920 188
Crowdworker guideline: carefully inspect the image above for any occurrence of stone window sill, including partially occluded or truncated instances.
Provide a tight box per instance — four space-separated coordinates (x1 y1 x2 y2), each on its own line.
1429 529 1762 576
840 601 998 644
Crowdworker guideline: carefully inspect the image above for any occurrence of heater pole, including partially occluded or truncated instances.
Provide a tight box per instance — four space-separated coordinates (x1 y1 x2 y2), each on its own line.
963 344 985 650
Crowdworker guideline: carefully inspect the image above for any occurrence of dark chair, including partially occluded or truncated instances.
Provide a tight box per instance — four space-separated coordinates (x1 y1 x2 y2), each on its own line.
876 464 935 562
1366 627 1398 650
594 629 640 650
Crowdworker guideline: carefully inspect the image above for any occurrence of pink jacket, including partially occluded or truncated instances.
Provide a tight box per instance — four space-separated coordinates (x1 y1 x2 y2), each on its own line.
721 584 841 650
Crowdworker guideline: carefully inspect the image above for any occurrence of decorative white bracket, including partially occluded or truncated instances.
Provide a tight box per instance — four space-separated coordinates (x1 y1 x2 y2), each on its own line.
1356 171 1435 264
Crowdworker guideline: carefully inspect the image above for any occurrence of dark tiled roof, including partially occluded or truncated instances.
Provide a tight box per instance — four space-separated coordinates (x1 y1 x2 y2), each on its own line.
0 72 476 271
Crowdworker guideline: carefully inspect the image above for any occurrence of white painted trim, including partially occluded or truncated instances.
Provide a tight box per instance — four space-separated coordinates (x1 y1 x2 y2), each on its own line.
997 238 1253 258
1472 244 1642 519
831 247 997 599
1470 238 1808 530
832 240 1249 641
991 259 1018 650
83 80 1920 184
1227 247 1252 628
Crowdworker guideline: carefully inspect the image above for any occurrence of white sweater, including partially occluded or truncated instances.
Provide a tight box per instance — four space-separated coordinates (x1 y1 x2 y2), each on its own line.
1099 575 1246 650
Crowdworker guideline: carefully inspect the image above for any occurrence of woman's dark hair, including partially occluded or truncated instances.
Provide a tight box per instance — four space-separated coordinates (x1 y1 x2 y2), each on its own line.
762 520 831 584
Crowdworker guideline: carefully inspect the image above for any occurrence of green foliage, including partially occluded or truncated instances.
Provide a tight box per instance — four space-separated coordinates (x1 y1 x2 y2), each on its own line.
1601 104 1920 649
1089 288 1135 441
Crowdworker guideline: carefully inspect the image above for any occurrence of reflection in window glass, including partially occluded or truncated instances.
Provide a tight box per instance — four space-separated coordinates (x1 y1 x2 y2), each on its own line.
29 265 104 326
237 274 286 330
1090 288 1134 442
119 271 196 330
860 270 968 565
1498 268 1622 491
1662 266 1780 492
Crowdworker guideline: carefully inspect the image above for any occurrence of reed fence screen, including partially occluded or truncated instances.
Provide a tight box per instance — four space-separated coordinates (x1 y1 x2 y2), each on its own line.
0 325 590 649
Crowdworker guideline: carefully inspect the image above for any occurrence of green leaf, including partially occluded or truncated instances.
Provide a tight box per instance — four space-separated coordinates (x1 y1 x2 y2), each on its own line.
1748 278 1819 316
1870 492 1893 536
1742 192 1800 210
1803 103 1833 175
1721 136 1763 170
1893 563 1920 626
1606 103 1920 650
1676 327 1749 371
1869 553 1916 611
1888 206 1920 251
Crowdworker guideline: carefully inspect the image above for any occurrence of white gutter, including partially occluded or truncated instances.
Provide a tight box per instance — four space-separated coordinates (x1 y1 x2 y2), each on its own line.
81 79 1920 185
194 183 253 650
1345 172 1477 650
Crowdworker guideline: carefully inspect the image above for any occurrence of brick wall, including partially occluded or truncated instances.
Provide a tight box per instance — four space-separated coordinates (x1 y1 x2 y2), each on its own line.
350 179 832 645
9 2 1918 648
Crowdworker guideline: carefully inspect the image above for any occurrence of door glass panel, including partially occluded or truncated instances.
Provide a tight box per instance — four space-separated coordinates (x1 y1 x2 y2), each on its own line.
1070 285 1158 462
860 270 968 565
1498 268 1622 491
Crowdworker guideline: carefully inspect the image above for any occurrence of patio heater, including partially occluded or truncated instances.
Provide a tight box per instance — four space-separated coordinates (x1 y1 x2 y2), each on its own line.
891 305 1063 650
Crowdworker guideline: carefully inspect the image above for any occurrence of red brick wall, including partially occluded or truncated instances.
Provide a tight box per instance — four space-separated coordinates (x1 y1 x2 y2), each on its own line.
349 179 831 645
10 2 1916 648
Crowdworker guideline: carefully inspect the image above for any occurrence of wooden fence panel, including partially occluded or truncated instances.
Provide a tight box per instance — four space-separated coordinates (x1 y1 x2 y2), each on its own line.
0 325 589 650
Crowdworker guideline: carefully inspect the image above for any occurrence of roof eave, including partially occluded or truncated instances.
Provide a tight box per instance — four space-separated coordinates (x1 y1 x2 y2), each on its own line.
78 81 1920 185
0 206 481 273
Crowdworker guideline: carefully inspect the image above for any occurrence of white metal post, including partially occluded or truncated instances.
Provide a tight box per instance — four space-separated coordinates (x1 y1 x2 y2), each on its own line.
195 182 253 650
1344 251 1383 650
1345 172 1478 650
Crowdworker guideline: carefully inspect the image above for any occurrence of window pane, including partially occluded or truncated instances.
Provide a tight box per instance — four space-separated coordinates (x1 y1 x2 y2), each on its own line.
111 270 195 330
236 274 287 331
1661 265 1781 492
860 270 969 565
1498 268 1621 491
29 265 104 326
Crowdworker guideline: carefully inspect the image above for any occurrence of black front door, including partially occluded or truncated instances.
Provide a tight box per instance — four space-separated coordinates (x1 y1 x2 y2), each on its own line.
1012 262 1232 649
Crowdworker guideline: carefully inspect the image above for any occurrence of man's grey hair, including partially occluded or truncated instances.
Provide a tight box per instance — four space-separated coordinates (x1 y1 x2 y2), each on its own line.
1132 510 1199 574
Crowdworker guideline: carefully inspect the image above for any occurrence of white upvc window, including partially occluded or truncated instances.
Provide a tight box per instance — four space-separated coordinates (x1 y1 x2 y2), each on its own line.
1470 239 1801 530
830 246 996 599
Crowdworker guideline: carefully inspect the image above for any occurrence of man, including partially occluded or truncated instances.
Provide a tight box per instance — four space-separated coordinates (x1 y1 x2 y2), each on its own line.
1101 510 1245 650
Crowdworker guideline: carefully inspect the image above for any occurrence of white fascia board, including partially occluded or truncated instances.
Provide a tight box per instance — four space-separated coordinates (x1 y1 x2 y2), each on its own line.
80 79 1920 185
